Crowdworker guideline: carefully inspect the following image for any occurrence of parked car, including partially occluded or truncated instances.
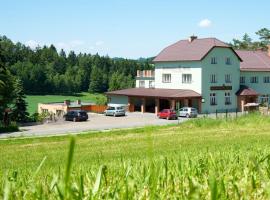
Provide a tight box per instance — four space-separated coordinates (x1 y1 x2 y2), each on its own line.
179 107 198 118
158 109 177 120
64 110 88 122
104 106 126 117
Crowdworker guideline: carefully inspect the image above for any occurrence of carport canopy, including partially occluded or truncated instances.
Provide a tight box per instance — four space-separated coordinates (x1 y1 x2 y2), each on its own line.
106 88 202 114
106 88 201 98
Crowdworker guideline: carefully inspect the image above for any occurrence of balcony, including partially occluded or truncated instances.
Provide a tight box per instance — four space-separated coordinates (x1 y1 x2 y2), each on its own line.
136 70 155 78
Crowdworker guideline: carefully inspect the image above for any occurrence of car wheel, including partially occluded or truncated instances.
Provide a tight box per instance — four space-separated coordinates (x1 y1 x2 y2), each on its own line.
186 114 190 118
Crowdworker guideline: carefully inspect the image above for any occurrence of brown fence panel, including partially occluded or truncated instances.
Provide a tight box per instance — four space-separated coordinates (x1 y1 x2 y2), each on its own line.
82 105 107 113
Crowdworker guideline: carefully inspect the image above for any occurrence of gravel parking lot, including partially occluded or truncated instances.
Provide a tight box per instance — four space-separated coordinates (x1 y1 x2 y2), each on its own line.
0 112 189 138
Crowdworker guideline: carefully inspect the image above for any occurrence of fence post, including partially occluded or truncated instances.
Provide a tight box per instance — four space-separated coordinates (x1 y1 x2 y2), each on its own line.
226 109 228 120
235 108 238 118
216 109 218 119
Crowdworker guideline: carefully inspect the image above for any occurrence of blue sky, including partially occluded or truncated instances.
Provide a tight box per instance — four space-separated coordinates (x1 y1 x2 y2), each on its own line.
0 0 269 58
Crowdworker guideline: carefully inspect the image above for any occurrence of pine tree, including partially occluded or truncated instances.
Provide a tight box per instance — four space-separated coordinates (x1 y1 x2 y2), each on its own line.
11 78 29 122
88 65 104 93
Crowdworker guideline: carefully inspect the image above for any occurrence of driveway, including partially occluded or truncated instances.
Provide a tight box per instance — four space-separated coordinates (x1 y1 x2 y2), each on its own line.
0 112 189 138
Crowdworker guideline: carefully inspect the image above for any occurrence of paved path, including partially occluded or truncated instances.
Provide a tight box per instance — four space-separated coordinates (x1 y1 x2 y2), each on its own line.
0 113 188 139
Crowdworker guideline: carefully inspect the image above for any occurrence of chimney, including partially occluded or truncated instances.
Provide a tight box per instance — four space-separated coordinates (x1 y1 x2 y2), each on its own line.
189 35 197 42
76 99 81 105
268 45 270 57
64 100 70 106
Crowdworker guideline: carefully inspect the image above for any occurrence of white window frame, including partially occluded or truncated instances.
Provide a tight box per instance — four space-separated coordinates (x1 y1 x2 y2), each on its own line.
182 74 192 84
225 74 231 83
225 57 232 65
250 76 258 83
210 74 217 83
211 57 217 64
240 76 245 84
225 92 231 105
162 74 171 83
139 80 145 88
210 93 217 106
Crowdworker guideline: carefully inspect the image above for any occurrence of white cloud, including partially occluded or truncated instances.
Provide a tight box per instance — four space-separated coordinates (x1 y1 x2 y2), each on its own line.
198 19 212 28
25 40 39 49
95 41 104 46
70 40 84 47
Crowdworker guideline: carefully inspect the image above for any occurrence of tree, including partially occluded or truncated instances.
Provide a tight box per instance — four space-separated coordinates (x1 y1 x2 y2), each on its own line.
109 72 134 91
88 66 104 93
11 78 29 122
256 28 270 43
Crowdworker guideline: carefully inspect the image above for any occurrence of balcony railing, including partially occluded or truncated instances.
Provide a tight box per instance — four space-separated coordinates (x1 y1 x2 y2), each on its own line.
136 70 155 78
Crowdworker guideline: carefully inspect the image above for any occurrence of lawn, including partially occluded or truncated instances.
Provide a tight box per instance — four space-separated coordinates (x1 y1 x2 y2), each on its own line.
1 113 270 199
26 92 106 114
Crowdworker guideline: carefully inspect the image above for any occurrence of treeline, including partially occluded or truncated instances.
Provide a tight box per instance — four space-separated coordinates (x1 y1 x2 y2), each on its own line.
230 28 270 50
0 35 153 95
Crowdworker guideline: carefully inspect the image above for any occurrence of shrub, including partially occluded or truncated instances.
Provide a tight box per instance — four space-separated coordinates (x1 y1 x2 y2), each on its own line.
0 122 19 133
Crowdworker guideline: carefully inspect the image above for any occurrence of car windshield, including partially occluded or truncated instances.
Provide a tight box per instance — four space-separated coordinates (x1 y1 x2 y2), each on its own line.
79 111 87 116
107 107 115 110
191 108 197 112
117 107 123 110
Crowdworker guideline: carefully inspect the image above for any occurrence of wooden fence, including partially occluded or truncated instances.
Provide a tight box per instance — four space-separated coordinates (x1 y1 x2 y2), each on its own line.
82 105 107 113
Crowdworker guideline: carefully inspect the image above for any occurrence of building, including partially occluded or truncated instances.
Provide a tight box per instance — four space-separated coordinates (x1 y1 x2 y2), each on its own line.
106 36 270 114
38 100 94 116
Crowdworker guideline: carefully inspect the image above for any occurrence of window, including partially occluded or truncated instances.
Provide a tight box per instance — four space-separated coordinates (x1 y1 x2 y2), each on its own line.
210 93 217 106
162 74 171 83
225 74 231 83
149 80 155 88
211 57 217 64
260 95 269 104
139 80 145 88
210 74 217 83
182 74 192 83
42 109 49 113
264 77 270 83
225 92 231 105
225 57 232 65
240 76 245 84
250 76 258 83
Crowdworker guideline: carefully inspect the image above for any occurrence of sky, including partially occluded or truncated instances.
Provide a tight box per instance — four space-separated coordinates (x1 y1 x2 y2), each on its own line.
0 0 269 58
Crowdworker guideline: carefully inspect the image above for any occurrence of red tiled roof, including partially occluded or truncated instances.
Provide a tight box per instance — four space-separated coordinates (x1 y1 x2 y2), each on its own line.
106 88 201 98
153 38 242 62
236 50 270 71
236 85 259 96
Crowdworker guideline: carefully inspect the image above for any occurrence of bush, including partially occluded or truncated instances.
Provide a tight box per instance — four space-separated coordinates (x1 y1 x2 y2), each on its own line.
0 122 19 133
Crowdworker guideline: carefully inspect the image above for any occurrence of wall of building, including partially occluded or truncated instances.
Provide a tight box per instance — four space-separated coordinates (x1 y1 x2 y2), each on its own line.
108 95 128 107
38 103 67 115
135 78 155 88
240 71 270 101
201 47 241 113
154 61 202 93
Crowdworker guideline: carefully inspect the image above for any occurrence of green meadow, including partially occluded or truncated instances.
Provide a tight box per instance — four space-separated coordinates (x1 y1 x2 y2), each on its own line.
26 92 106 114
1 113 270 199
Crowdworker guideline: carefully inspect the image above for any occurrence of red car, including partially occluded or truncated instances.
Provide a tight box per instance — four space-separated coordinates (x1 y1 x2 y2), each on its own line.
158 109 177 120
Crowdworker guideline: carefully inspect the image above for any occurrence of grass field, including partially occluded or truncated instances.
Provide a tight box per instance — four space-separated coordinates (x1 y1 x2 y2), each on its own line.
26 92 106 114
1 113 270 199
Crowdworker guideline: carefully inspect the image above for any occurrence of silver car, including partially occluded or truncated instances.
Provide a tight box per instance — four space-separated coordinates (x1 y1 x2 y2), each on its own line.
104 106 126 117
179 107 198 118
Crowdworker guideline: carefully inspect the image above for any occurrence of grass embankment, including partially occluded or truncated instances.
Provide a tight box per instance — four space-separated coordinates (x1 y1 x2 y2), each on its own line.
1 113 270 199
26 92 106 114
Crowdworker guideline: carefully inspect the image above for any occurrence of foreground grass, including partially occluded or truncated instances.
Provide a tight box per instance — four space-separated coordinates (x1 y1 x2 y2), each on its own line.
26 92 106 114
1 113 270 199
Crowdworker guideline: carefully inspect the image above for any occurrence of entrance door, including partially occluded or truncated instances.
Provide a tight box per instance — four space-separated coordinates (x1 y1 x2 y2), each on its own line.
159 99 170 111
